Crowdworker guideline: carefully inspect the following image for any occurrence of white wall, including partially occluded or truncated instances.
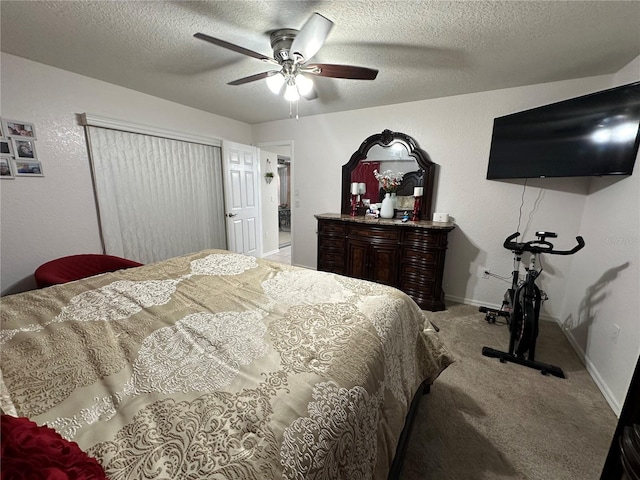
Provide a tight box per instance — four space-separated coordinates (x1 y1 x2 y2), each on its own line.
252 70 638 414
562 56 640 415
0 53 252 295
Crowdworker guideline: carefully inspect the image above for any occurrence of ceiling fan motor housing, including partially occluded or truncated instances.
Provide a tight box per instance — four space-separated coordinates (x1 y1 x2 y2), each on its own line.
270 29 298 63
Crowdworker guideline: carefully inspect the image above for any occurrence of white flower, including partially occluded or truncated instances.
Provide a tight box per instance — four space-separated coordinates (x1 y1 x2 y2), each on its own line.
373 169 404 192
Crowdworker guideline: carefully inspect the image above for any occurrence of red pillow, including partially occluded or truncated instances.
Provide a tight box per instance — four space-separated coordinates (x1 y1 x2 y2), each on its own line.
1 414 107 479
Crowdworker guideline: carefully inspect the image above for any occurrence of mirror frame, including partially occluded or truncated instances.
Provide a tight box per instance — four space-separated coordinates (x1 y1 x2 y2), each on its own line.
341 129 436 220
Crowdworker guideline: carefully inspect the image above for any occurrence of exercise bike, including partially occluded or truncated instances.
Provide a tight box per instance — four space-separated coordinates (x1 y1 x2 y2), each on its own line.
480 231 585 378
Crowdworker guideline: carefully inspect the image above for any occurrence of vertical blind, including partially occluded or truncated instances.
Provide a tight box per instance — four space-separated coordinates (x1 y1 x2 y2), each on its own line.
87 126 226 264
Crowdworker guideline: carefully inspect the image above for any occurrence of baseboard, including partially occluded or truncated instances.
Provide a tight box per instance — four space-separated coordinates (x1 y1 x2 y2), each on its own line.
262 248 279 257
562 328 622 417
445 294 499 310
444 294 620 416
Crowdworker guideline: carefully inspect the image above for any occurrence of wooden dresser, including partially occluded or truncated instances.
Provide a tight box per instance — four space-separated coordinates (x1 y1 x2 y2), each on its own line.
316 213 455 311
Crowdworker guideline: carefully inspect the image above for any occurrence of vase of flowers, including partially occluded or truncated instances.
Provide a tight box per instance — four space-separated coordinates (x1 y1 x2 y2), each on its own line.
374 169 404 218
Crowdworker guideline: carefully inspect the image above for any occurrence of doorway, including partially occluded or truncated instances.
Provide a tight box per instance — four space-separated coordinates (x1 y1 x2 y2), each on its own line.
258 140 294 265
277 156 291 248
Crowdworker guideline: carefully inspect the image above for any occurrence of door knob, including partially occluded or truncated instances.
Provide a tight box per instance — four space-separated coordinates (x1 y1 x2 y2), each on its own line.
226 213 238 218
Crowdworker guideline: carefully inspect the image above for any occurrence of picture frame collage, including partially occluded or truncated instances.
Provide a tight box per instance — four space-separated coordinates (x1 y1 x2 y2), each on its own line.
1 118 43 179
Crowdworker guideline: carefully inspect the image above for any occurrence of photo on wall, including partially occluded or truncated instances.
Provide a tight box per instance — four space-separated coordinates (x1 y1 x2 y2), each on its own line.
2 119 36 139
0 139 12 156
12 138 37 160
14 160 43 177
0 158 15 179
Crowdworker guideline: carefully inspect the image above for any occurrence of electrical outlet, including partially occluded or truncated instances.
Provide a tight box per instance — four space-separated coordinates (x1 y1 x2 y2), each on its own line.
611 324 621 344
483 269 490 279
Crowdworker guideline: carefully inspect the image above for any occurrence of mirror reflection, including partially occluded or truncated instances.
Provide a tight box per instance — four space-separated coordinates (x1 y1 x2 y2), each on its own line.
350 143 421 207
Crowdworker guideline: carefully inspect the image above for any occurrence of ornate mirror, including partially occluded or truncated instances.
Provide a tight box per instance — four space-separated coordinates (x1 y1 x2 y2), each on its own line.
341 129 436 220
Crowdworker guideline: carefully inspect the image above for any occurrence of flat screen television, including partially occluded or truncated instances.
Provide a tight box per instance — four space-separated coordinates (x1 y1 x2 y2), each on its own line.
486 81 640 179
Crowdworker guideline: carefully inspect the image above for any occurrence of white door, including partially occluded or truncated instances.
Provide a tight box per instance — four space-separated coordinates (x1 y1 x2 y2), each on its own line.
222 141 262 256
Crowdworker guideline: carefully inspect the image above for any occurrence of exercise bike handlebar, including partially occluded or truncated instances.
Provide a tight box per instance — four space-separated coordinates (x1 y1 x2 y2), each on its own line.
503 232 585 255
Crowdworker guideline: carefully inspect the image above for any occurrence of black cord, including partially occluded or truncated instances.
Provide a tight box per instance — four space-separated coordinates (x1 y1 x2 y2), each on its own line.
515 178 527 239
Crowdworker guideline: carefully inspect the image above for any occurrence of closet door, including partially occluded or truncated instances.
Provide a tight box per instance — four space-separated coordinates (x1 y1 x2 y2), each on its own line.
87 126 226 263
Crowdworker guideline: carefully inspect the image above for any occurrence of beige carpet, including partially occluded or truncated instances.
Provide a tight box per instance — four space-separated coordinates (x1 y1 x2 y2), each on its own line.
400 303 617 480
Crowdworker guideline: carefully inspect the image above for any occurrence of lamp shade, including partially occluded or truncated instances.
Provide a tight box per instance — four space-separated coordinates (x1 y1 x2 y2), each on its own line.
266 73 285 94
295 74 314 96
284 84 300 101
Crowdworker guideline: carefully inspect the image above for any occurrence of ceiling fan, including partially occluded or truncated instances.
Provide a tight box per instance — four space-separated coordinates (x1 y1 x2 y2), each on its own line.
194 13 378 102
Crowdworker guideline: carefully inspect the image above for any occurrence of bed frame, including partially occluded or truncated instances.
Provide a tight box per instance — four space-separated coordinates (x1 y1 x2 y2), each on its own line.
388 380 431 479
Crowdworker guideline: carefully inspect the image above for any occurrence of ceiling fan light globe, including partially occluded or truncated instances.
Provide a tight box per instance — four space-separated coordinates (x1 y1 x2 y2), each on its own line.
295 74 314 96
266 73 285 94
284 84 300 101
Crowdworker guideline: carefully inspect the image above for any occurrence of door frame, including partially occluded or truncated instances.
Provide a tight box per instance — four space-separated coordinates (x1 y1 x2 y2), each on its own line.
257 140 294 256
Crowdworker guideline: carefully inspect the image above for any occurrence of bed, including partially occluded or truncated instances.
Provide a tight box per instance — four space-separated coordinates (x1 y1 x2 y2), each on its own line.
1 249 452 479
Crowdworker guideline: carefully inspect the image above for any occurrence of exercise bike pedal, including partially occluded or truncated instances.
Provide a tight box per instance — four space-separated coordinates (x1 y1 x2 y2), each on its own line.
485 314 496 323
479 306 509 324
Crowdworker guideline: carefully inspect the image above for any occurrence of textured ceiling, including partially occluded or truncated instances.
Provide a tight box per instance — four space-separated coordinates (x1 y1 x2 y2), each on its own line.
1 1 639 124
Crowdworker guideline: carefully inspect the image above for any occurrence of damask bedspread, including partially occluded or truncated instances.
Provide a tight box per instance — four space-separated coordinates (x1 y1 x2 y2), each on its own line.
0 249 452 479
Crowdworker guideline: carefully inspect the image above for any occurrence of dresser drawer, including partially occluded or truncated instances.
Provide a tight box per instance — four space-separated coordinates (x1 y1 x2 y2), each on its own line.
403 230 446 247
399 279 436 297
319 221 346 236
400 263 437 281
401 248 438 266
319 235 345 251
348 226 400 242
320 251 345 265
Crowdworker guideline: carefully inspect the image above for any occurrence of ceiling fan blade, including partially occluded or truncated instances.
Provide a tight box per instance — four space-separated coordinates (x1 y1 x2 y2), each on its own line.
290 13 334 64
305 64 378 80
228 71 279 86
194 32 278 64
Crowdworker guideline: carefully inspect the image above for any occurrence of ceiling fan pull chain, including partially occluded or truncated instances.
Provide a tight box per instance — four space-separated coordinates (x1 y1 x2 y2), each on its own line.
287 100 299 120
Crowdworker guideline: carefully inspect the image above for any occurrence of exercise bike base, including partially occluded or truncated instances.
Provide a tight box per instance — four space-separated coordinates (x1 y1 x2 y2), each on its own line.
482 346 566 379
